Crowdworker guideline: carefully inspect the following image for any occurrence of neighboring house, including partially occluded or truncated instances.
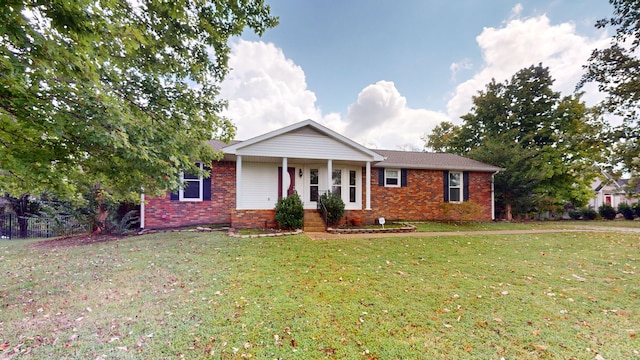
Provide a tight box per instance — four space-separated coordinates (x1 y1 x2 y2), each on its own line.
142 120 502 230
589 173 639 210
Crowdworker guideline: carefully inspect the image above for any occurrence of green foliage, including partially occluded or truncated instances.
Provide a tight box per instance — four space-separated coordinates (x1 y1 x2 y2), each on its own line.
568 209 582 220
598 204 617 220
0 1 278 203
634 202 640 217
582 208 598 220
423 121 460 152
320 191 345 226
274 192 304 230
569 207 598 220
579 0 640 181
434 64 603 219
617 202 635 220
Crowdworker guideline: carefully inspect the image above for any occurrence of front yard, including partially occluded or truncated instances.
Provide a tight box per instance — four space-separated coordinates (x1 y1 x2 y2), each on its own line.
0 227 638 359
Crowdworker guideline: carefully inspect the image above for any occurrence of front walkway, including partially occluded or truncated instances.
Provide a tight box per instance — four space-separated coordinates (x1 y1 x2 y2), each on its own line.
305 226 640 240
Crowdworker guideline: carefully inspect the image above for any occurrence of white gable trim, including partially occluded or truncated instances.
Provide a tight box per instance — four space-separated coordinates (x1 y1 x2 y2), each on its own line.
223 119 385 162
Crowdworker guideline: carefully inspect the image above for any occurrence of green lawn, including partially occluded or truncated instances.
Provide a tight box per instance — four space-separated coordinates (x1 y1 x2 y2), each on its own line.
409 219 640 232
1 230 638 359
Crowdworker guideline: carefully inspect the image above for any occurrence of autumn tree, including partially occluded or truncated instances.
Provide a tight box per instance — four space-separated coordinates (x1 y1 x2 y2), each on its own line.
434 64 604 219
579 0 640 182
0 1 278 205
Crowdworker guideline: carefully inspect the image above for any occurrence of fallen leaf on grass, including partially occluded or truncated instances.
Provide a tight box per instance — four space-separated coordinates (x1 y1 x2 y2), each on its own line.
531 344 548 351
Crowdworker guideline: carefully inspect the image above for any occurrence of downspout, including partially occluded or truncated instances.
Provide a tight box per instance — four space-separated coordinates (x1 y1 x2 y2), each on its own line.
140 188 145 229
491 170 500 221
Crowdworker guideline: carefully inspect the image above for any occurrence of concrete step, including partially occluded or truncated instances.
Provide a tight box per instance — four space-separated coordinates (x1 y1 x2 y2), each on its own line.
304 211 326 232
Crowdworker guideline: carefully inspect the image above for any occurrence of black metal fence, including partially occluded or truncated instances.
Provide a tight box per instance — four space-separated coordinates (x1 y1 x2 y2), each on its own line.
0 214 87 239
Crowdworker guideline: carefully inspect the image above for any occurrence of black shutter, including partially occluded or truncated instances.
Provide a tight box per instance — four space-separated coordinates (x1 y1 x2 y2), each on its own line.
378 168 385 186
401 169 408 187
203 165 212 201
463 171 469 201
443 170 449 202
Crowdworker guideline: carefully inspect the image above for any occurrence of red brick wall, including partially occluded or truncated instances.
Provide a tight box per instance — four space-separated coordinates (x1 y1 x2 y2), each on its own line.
145 163 495 229
345 168 494 225
231 210 277 229
144 161 236 229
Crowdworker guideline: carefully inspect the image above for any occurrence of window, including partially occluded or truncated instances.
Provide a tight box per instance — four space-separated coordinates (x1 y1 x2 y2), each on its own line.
332 169 342 196
385 169 400 187
448 171 462 202
349 170 357 203
310 169 319 202
180 162 203 201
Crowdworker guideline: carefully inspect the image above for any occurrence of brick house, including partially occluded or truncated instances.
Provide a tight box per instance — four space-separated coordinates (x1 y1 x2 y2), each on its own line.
141 120 502 230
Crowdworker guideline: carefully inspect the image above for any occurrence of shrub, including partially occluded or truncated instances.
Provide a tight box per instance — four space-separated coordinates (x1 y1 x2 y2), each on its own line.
617 202 635 220
275 192 304 230
581 208 597 220
320 192 345 226
633 202 640 218
598 204 616 220
568 209 582 220
441 201 482 221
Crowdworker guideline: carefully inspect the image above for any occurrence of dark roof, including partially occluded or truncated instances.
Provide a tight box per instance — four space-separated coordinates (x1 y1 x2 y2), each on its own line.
207 139 240 152
208 140 501 172
372 149 502 172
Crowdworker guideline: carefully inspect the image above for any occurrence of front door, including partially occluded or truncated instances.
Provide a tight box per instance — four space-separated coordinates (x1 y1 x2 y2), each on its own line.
278 167 296 198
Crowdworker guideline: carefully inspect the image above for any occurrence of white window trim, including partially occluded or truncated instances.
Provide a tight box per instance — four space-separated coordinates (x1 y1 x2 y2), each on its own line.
449 171 463 203
179 162 204 202
385 168 401 188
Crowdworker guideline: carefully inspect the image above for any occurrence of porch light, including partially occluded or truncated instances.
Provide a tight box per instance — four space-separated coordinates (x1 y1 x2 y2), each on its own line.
299 168 303 177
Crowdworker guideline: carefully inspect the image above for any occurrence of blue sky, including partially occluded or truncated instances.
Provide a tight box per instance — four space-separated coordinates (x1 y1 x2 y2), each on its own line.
219 1 614 150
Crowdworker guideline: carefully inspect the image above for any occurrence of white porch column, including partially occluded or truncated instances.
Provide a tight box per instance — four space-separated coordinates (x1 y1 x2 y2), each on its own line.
327 159 333 194
365 161 371 210
282 157 288 198
236 155 242 209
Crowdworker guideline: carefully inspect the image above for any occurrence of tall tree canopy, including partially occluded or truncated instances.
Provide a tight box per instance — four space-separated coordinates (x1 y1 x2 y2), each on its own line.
429 64 604 219
1 0 277 202
579 0 640 180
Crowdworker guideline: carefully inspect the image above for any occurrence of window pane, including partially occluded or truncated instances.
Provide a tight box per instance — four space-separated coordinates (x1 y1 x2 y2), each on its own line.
183 180 200 199
449 172 461 187
332 169 341 185
349 170 356 186
386 178 398 185
183 172 198 180
349 187 356 203
310 186 319 202
386 170 398 178
310 169 318 185
450 188 460 202
332 186 341 196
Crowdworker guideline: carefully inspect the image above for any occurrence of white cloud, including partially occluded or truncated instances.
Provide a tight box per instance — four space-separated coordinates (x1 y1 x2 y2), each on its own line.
220 39 324 139
450 59 473 82
446 13 610 123
344 81 448 150
220 41 447 149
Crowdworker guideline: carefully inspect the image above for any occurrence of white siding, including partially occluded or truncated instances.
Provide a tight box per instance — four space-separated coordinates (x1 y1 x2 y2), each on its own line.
239 163 279 209
235 128 372 161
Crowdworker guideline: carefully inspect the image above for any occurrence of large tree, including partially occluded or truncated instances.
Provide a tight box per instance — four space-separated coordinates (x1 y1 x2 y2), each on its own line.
1 0 278 202
579 0 640 181
432 64 604 219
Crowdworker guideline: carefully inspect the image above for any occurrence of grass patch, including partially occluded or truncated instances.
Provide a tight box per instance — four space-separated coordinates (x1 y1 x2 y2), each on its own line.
0 231 638 359
409 220 640 232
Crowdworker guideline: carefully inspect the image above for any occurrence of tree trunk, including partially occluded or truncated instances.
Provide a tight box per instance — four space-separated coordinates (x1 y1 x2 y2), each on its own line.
505 203 513 222
93 204 110 234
